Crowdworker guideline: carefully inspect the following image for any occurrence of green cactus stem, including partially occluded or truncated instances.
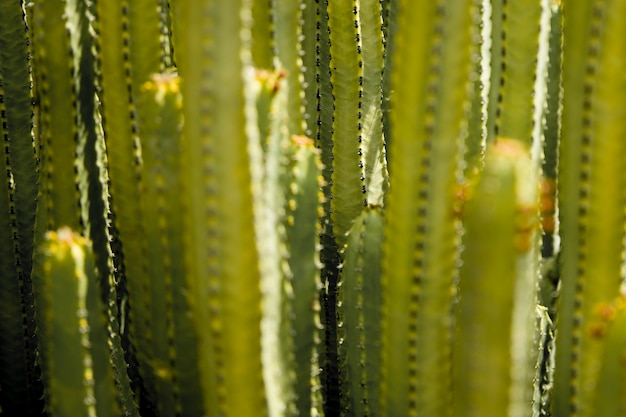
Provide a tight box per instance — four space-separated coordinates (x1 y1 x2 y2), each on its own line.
490 0 548 147
176 1 267 415
452 139 540 417
327 0 367 247
0 2 41 414
138 72 204 417
380 0 396 166
31 0 83 232
464 0 490 179
552 0 626 415
284 135 325 417
381 0 476 415
32 228 119 417
93 0 165 410
337 206 383 417
253 69 299 417
359 0 388 207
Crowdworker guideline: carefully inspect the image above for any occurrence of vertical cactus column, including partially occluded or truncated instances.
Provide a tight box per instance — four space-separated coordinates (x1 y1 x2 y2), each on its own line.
138 72 203 417
30 0 83 233
553 1 626 416
381 0 476 415
337 206 384 417
0 3 40 414
175 1 267 416
326 0 367 246
32 228 119 417
489 0 549 148
285 136 326 417
93 0 165 411
452 139 540 417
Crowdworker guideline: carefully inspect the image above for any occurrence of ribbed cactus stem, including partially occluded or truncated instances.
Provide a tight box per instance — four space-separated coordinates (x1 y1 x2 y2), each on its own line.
359 0 388 207
285 135 325 417
138 72 204 417
491 0 548 147
31 0 83 232
337 206 383 417
33 228 119 417
176 1 267 415
0 2 40 413
381 0 476 415
553 0 626 415
254 68 298 417
452 139 540 417
93 0 166 410
327 0 367 246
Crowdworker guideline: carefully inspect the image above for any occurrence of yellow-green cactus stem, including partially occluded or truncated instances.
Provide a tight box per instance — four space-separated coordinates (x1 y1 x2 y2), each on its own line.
359 0 388 207
337 206 383 417
255 69 298 417
31 0 83 233
553 1 626 415
30 2 139 414
93 0 164 410
138 72 203 417
32 228 119 417
381 0 476 415
452 139 540 417
327 0 367 247
176 1 267 416
490 0 548 147
464 0 489 179
0 2 41 413
380 0 396 165
285 135 325 417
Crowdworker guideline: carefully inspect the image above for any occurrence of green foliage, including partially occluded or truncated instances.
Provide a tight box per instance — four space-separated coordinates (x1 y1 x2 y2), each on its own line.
2 1 626 416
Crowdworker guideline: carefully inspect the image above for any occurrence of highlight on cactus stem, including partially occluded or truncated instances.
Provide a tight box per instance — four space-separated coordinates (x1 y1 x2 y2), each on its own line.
3 0 626 415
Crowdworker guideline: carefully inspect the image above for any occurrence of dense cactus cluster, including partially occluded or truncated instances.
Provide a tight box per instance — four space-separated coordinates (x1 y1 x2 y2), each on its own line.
1 0 626 416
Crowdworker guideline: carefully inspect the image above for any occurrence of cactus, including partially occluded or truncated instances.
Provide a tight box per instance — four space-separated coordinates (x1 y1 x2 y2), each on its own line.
32 228 119 417
553 1 626 416
381 0 476 415
452 138 539 417
3 1 626 416
337 206 384 417
0 2 42 414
